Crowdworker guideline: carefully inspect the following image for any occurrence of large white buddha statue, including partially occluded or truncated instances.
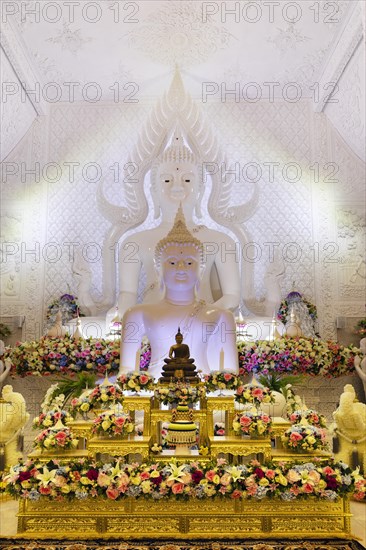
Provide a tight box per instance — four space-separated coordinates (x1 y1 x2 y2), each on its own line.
107 131 240 327
119 206 238 379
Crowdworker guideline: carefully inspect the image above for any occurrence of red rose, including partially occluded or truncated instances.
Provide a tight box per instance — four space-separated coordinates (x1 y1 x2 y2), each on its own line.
254 468 265 479
86 468 99 481
18 471 31 482
192 470 204 484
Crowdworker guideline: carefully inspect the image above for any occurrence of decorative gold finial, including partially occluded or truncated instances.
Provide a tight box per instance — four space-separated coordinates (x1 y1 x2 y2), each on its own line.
155 205 203 267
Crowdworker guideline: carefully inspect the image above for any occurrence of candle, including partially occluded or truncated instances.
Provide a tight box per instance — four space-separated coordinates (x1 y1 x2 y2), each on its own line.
134 350 140 372
219 348 224 372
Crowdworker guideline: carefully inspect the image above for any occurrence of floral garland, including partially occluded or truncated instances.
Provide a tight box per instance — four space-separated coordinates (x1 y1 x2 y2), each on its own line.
288 409 327 429
277 297 317 325
91 411 134 437
237 337 358 378
32 409 73 429
118 372 155 392
235 383 275 407
33 426 79 451
5 336 120 377
2 458 365 501
154 383 206 405
203 371 240 392
281 425 328 453
70 382 124 416
5 335 358 379
233 411 272 437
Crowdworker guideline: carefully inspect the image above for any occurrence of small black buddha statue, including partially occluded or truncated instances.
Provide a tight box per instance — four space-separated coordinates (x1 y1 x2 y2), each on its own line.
160 328 199 383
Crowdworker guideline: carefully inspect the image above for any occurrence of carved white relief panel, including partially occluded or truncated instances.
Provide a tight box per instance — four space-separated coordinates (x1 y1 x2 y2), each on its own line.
0 117 48 340
325 40 366 161
0 46 37 161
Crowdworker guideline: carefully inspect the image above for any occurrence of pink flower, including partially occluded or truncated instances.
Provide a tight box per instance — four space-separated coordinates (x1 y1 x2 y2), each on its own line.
171 482 185 494
323 466 335 475
302 483 314 494
246 485 258 496
205 470 217 482
240 416 251 426
106 486 120 500
261 414 270 423
290 432 303 442
223 373 233 381
140 471 150 480
252 388 263 398
265 469 276 480
115 417 126 427
39 486 52 495
139 374 149 385
55 432 67 445
97 473 110 487
231 489 242 499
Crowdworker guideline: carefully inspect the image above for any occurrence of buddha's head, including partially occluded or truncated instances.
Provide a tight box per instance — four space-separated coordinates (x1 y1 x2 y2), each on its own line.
150 130 204 219
155 205 204 293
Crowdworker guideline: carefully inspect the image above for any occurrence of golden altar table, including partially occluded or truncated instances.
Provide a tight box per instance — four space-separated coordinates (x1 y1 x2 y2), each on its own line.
16 496 352 539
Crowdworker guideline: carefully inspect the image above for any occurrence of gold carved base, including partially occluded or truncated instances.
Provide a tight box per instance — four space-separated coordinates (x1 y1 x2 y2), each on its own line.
17 497 352 539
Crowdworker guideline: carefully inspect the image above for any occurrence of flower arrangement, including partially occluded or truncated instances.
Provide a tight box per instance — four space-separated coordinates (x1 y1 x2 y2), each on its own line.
277 296 317 325
2 457 364 502
70 381 124 416
235 383 275 407
33 425 78 451
237 337 358 378
288 409 327 428
282 424 328 453
118 371 155 392
5 336 120 377
139 337 151 370
203 371 240 392
355 318 366 337
32 409 73 429
91 411 134 438
46 293 83 326
154 383 206 405
233 411 272 437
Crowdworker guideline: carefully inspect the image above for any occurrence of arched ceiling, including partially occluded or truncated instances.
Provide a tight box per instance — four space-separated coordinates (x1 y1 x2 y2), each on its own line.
3 0 353 100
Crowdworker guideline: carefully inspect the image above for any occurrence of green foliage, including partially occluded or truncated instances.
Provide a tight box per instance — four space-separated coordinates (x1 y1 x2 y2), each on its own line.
258 373 303 397
50 372 96 404
0 323 11 339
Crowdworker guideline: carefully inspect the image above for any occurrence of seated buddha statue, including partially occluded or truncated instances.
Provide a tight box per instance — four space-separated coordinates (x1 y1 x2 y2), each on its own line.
161 327 198 383
119 206 239 379
106 130 240 326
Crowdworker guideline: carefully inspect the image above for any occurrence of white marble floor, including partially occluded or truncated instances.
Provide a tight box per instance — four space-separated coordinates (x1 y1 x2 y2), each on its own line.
0 498 365 546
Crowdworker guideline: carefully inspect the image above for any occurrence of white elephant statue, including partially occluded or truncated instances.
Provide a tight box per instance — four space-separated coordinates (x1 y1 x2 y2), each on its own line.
332 384 366 472
0 385 30 469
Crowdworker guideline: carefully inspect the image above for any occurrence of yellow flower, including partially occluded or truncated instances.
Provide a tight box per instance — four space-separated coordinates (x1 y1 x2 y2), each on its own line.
60 485 71 493
141 480 152 493
102 420 111 431
101 393 109 402
306 436 316 445
80 476 92 485
259 478 269 486
275 473 288 486
80 403 90 412
131 475 141 485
